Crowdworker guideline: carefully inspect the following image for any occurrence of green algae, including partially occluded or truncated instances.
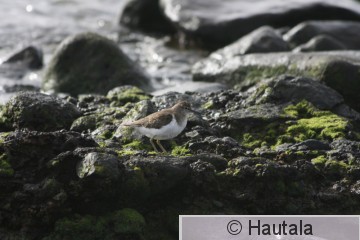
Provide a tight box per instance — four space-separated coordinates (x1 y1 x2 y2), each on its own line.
171 144 191 156
116 139 155 156
0 153 14 177
113 208 146 234
239 101 350 149
107 86 150 106
202 100 214 110
311 155 349 175
282 101 348 143
311 155 327 168
44 208 145 240
122 166 151 203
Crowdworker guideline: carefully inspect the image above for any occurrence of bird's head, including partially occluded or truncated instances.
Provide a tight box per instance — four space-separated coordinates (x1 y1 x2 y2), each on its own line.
173 101 200 116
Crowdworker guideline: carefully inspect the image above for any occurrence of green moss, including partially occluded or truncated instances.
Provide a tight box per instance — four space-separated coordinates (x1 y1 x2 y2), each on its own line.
107 86 150 106
283 100 315 118
45 209 145 240
232 62 324 89
311 156 349 175
240 122 282 148
286 114 347 141
45 214 107 240
122 167 150 202
0 132 10 144
325 160 349 172
113 208 146 234
242 133 264 148
283 101 348 143
123 140 151 150
202 100 214 110
171 145 191 156
238 101 350 149
0 154 14 177
311 155 327 168
99 129 114 140
117 140 154 156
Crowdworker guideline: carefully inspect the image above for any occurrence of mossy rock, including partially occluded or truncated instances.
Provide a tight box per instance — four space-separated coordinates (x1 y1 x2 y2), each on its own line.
193 51 360 111
235 101 352 149
71 115 97 132
76 152 121 179
45 209 145 240
0 153 14 177
44 214 107 240
42 32 152 95
107 85 151 106
113 208 146 234
3 92 80 131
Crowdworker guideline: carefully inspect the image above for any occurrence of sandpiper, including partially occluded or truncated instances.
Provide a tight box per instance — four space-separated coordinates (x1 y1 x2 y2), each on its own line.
121 101 198 153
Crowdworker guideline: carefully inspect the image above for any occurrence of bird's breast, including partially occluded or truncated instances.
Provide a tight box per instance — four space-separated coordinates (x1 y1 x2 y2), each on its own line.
137 116 187 140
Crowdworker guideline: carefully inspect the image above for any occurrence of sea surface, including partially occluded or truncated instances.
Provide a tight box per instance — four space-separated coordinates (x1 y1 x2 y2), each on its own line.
0 0 205 103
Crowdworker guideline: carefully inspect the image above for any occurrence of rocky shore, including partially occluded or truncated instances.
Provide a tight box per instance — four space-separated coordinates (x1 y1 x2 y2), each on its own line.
1 0 360 239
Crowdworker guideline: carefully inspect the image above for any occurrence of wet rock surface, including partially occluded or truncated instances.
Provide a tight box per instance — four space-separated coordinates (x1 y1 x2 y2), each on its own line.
0 73 359 239
2 0 360 239
42 32 152 95
137 0 360 49
284 20 360 49
193 51 360 111
2 92 80 132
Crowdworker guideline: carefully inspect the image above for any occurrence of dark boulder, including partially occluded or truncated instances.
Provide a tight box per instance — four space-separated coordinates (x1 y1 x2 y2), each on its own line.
120 0 175 34
211 26 289 57
193 51 360 111
3 92 81 131
42 32 152 95
247 75 344 110
284 20 360 49
3 46 43 70
159 0 360 49
293 35 347 52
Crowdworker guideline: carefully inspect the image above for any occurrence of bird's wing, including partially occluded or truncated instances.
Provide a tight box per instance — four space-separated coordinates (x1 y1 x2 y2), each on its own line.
123 111 173 129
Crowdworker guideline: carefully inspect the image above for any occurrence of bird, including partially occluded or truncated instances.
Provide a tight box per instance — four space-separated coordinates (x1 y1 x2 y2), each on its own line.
121 101 198 153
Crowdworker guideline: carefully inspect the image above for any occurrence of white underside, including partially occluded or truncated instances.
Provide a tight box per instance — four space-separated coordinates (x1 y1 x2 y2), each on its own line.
136 115 187 140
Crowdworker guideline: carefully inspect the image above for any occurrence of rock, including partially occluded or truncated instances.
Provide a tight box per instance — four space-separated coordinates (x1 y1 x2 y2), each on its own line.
42 32 152 95
3 46 43 70
76 152 121 179
330 139 360 153
223 104 287 126
107 85 151 106
3 130 97 170
124 156 190 194
159 0 360 49
3 92 81 131
3 84 40 93
284 20 360 49
187 153 228 171
193 51 360 111
211 26 289 57
290 139 331 151
120 0 175 34
293 35 346 52
151 81 227 96
248 75 344 110
70 115 97 132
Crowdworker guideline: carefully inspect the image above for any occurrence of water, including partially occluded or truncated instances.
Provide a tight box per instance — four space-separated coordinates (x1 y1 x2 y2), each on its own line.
0 0 206 103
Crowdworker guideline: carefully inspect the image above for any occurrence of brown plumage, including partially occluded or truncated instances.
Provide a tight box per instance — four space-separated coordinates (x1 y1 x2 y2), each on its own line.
121 101 195 152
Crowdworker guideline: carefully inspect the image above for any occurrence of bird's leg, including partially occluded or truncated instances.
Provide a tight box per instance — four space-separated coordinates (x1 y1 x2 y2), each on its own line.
150 138 159 152
156 139 168 153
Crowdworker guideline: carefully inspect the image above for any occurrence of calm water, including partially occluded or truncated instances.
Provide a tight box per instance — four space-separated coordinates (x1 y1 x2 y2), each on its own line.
0 0 205 102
